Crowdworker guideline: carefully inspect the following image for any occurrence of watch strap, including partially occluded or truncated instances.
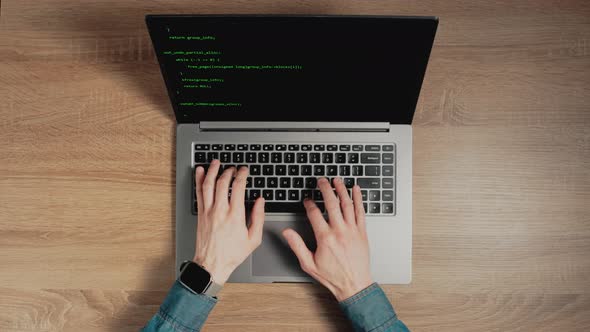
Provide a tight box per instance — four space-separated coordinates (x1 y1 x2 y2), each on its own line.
203 280 223 297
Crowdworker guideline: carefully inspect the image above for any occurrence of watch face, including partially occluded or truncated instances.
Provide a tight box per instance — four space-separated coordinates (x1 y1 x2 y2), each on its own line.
179 262 211 293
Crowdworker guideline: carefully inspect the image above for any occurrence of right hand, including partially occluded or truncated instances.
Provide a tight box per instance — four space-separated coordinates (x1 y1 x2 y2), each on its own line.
282 177 373 302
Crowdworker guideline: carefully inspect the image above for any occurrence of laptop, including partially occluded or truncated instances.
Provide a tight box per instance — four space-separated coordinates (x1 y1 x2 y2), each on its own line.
146 15 437 284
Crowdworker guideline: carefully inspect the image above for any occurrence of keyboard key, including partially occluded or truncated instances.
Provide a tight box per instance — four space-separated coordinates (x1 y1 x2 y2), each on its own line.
344 178 355 188
288 165 299 176
352 145 363 151
288 145 299 151
284 153 295 163
232 152 244 163
245 152 256 163
250 144 261 151
382 190 394 201
276 190 286 200
322 153 333 163
327 165 337 176
195 152 207 163
313 190 323 201
383 145 394 151
313 165 325 176
250 190 261 200
369 190 380 201
301 165 312 175
250 165 261 175
220 152 231 163
254 178 265 188
369 203 380 214
297 153 308 163
265 202 306 213
263 190 273 200
276 165 286 175
225 144 236 150
195 144 210 150
271 153 282 163
382 153 394 164
361 153 380 164
365 145 380 151
352 165 363 176
288 190 299 200
246 177 252 188
276 144 287 151
237 144 248 151
314 145 325 151
339 145 351 151
301 145 312 151
310 153 321 163
361 190 368 201
383 166 394 176
363 202 368 212
339 165 350 176
305 177 317 189
258 152 269 163
302 190 313 199
327 145 338 151
267 177 278 188
263 165 274 175
280 177 291 188
293 177 304 188
335 153 346 163
357 178 380 188
382 178 394 188
263 144 273 151
382 203 394 213
365 166 380 176
348 153 359 163
212 144 223 150
207 152 218 162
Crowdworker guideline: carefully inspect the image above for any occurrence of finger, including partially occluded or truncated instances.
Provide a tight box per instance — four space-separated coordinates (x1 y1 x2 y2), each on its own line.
248 197 265 247
317 177 344 226
282 228 316 274
303 198 330 235
352 185 366 230
202 159 221 209
230 166 249 211
333 177 355 224
214 166 236 207
195 166 205 213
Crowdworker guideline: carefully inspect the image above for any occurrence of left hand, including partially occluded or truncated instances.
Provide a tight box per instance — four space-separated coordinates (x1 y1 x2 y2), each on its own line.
193 160 266 285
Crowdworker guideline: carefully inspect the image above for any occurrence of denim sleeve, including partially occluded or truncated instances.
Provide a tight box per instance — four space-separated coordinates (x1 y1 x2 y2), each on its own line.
339 283 409 332
141 280 217 332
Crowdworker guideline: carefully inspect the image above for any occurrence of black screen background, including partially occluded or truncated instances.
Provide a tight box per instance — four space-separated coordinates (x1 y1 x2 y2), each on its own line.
146 15 437 124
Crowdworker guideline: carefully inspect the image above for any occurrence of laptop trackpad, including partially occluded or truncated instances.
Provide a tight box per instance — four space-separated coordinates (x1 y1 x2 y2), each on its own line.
252 218 317 277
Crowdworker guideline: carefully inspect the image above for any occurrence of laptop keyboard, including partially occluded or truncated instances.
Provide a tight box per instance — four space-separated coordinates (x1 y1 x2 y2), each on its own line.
192 143 396 216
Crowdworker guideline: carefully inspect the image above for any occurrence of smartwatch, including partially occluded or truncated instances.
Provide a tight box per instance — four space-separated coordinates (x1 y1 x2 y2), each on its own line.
178 260 223 297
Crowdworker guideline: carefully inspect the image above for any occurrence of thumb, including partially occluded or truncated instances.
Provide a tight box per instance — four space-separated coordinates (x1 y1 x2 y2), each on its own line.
248 197 265 247
282 228 316 274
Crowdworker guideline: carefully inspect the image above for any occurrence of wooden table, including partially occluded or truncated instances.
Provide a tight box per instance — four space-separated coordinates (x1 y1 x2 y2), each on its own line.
1 1 589 331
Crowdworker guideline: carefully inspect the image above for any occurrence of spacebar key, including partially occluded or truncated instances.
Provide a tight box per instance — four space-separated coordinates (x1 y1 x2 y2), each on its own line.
265 202 306 213
357 178 380 188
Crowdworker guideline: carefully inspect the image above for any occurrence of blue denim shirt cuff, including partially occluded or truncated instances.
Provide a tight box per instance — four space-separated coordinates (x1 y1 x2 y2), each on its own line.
155 280 218 332
339 283 408 332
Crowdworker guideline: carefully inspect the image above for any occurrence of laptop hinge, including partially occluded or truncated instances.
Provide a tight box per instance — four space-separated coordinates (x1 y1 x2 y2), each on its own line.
199 122 390 132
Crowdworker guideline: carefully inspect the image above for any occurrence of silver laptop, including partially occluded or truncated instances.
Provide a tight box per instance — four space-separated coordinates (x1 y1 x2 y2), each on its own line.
146 15 438 284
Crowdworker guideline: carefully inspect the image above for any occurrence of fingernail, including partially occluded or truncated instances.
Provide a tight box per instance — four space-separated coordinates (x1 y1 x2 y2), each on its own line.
335 177 342 183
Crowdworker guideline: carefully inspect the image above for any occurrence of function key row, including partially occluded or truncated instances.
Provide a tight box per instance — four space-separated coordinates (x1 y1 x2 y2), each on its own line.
195 144 395 152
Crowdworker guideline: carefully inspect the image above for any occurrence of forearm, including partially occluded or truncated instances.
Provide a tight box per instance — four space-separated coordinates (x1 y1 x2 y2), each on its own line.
141 280 217 332
339 283 409 332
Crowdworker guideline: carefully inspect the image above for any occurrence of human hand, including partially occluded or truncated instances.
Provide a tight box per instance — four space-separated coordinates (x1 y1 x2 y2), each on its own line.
282 177 373 301
193 160 265 285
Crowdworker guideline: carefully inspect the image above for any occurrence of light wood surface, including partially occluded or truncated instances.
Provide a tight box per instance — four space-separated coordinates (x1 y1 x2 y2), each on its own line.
1 1 589 331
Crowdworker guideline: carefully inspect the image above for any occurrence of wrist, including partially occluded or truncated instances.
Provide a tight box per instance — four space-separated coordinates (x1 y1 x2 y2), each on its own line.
193 256 233 285
333 278 374 302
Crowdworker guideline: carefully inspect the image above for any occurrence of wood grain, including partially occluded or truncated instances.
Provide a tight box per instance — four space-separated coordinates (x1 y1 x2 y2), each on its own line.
1 0 589 331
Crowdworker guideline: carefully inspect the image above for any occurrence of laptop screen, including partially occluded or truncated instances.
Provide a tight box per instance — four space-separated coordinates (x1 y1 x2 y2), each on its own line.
146 15 437 124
